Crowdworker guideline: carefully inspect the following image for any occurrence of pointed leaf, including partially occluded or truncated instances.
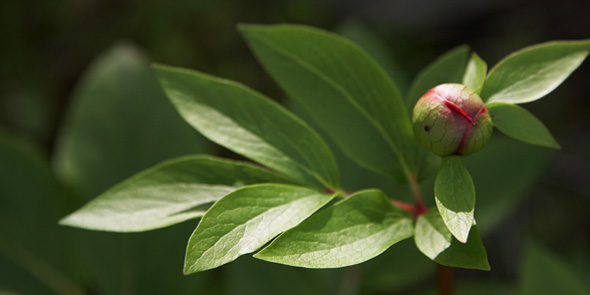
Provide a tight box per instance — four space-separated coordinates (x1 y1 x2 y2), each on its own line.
487 102 560 149
414 209 489 270
254 190 413 268
336 21 410 96
463 135 550 234
239 24 417 182
59 155 292 232
406 45 470 112
52 42 206 200
152 64 339 190
462 53 487 94
481 40 590 104
435 156 475 243
184 184 335 273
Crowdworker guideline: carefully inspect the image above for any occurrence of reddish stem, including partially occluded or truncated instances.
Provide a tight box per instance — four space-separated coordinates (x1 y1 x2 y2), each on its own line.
437 264 453 295
409 175 427 216
391 200 419 213
390 174 427 218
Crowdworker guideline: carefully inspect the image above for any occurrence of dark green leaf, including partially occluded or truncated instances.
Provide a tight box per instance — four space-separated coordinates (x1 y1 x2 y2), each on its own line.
152 64 339 190
462 53 487 94
59 155 292 232
336 21 410 96
0 132 82 295
414 209 489 270
358 239 434 294
463 135 550 234
184 184 335 273
52 42 206 200
435 156 475 243
224 256 342 295
254 190 413 268
487 102 560 149
481 40 590 104
406 45 470 112
239 24 418 182
521 242 590 295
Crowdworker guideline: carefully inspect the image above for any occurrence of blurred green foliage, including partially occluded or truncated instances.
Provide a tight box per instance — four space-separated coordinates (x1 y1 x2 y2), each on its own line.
1 0 589 294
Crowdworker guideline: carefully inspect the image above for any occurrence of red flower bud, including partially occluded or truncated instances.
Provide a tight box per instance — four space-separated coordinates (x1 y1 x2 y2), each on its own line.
412 84 493 157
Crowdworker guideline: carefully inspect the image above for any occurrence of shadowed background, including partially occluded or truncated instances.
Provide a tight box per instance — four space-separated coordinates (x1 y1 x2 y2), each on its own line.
1 0 589 294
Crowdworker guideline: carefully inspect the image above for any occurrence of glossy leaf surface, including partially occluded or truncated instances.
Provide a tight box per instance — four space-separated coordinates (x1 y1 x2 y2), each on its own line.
184 184 335 273
414 209 489 270
482 40 590 104
435 156 475 243
240 24 418 181
487 103 560 149
153 64 339 189
462 53 487 94
60 156 292 232
254 190 413 268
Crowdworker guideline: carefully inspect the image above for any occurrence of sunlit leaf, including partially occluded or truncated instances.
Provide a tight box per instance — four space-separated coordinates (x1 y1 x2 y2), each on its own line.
184 184 335 273
254 190 413 268
153 64 339 190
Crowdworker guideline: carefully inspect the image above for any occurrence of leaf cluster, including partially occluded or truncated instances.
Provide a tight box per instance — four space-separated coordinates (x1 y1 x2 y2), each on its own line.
60 24 590 273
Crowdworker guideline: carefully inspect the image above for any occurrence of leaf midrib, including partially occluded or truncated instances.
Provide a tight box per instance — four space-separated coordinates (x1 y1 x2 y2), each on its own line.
259 217 410 260
246 33 411 178
187 193 329 270
486 52 584 103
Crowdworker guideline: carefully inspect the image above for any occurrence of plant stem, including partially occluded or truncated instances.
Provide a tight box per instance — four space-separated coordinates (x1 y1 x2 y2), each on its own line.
436 264 453 295
408 174 427 215
339 264 362 295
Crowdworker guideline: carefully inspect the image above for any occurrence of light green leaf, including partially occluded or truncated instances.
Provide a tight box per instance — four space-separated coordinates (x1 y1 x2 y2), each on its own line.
59 155 292 232
239 24 418 182
52 42 206 200
435 156 475 243
414 209 489 270
406 45 470 112
487 102 560 149
462 53 487 94
152 64 339 190
254 190 413 268
481 40 590 104
184 184 335 273
521 242 590 295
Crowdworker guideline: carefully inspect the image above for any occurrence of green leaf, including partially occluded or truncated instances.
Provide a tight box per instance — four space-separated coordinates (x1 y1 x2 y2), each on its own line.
487 103 560 149
521 242 590 295
462 53 487 94
463 135 550 234
0 132 82 295
184 184 335 273
254 190 413 268
435 156 475 243
52 42 206 200
59 155 293 232
406 45 470 112
414 209 489 270
152 64 339 190
336 20 410 96
239 24 417 182
481 40 590 104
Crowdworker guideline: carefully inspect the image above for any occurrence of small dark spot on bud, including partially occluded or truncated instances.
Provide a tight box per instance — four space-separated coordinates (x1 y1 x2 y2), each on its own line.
424 126 430 131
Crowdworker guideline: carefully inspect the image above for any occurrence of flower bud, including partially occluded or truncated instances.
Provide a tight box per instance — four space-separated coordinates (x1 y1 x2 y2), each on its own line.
412 83 493 157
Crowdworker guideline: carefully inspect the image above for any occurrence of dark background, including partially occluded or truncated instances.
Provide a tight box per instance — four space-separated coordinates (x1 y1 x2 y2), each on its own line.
1 0 589 294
